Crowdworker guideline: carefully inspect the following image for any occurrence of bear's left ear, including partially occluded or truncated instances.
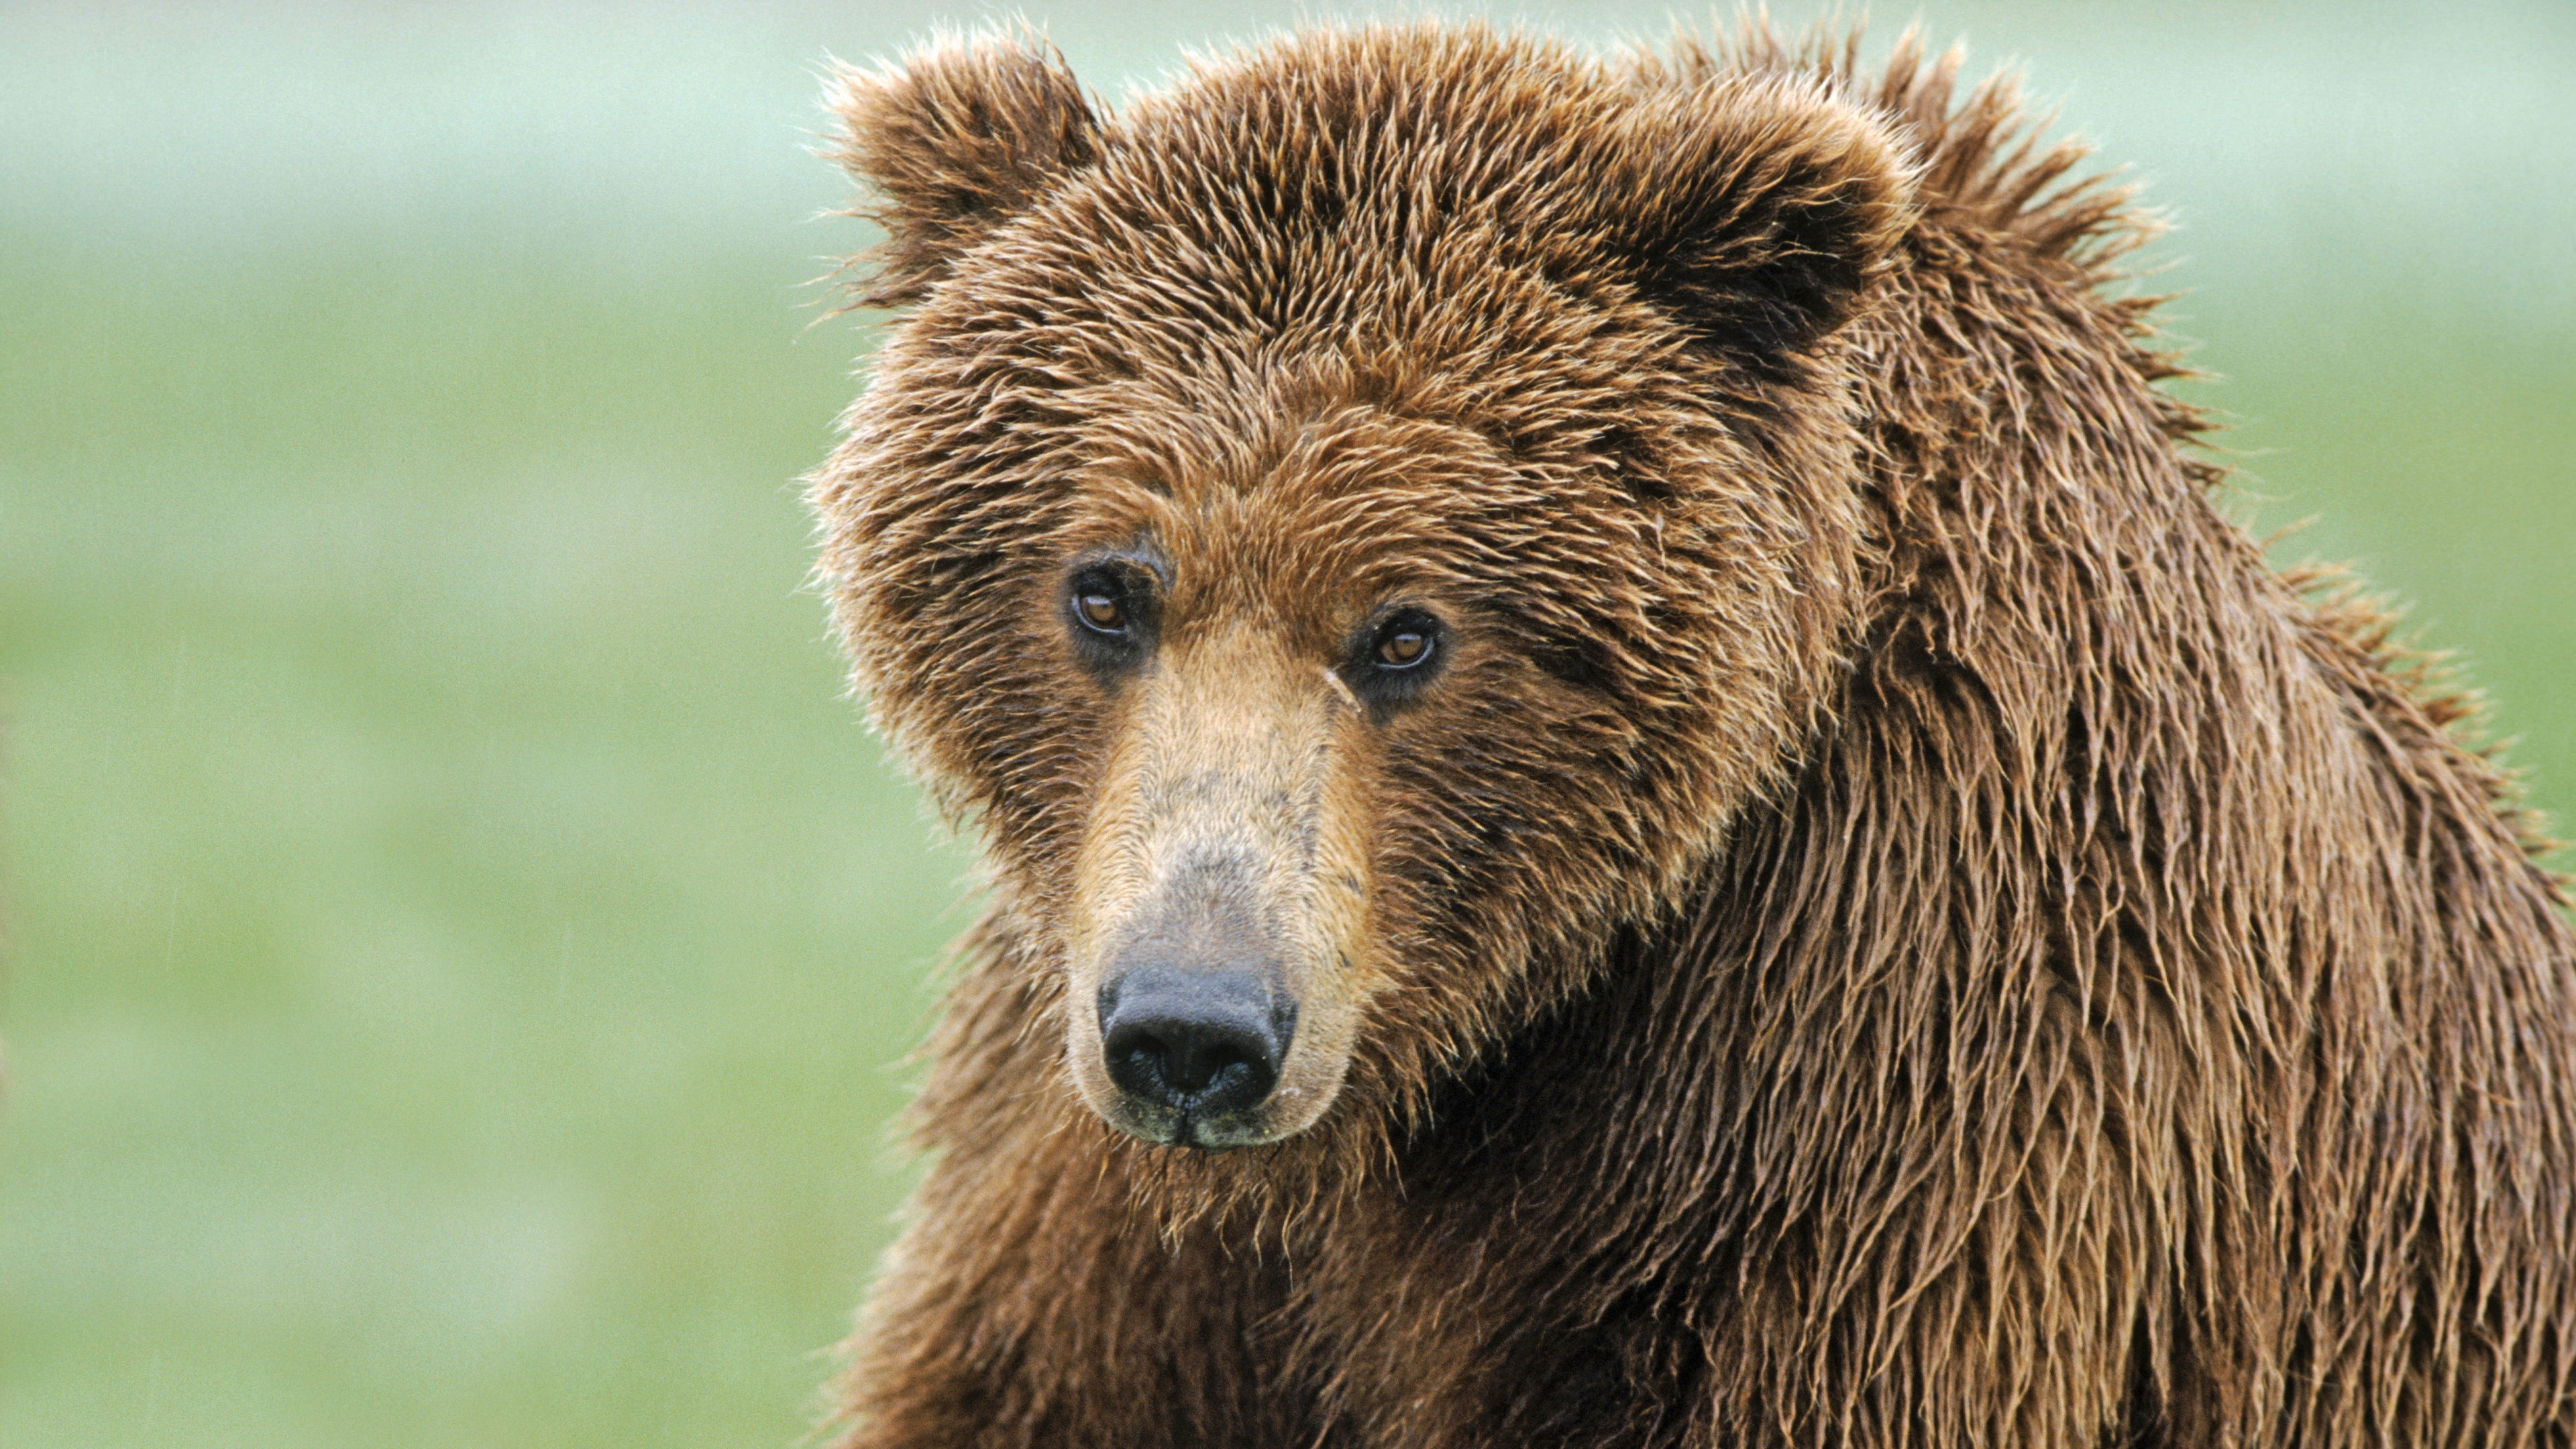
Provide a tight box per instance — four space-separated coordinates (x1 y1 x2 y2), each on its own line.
1607 76 1916 364
823 32 1103 308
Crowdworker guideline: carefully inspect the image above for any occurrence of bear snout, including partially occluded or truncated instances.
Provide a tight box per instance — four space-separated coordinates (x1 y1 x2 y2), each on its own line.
1096 963 1297 1145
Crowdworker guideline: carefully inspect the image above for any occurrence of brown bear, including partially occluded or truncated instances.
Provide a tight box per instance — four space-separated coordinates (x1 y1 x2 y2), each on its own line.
804 19 2576 1449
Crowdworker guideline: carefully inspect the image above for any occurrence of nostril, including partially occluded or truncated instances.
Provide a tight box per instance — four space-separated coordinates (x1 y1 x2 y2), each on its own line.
1104 1021 1175 1102
1097 967 1291 1118
1178 1038 1254 1097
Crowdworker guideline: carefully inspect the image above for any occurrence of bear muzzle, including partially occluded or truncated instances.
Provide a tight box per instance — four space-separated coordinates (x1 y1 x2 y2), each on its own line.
1060 627 1375 1150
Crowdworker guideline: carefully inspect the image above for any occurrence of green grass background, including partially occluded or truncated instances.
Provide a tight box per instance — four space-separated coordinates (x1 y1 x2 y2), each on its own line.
2 2 2569 1445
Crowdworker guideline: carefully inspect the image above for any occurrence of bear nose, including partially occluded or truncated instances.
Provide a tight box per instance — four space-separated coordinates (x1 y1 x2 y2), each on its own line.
1097 965 1292 1121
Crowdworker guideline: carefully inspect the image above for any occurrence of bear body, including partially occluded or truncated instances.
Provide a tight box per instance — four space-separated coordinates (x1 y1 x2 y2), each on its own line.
808 23 2576 1448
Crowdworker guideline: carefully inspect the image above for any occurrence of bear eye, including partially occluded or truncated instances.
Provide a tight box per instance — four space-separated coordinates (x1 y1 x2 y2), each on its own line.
1342 607 1446 711
1066 567 1137 640
1375 625 1432 669
1075 589 1126 634
1064 561 1158 677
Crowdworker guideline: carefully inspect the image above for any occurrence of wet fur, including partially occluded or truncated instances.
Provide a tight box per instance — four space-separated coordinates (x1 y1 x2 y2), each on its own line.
808 20 2576 1449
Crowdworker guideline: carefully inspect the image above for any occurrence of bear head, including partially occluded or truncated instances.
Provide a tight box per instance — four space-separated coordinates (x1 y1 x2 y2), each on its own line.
813 25 1914 1159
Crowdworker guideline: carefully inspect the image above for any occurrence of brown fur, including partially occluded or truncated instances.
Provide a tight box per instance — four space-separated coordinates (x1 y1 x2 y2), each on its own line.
807 20 2576 1449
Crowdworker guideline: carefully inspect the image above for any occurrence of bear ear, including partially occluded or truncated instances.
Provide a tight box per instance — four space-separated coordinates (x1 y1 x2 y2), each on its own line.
822 32 1103 308
1607 76 1916 364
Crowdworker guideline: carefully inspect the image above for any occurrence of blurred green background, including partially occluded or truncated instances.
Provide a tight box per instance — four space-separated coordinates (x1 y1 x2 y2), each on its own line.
1 1 2568 1445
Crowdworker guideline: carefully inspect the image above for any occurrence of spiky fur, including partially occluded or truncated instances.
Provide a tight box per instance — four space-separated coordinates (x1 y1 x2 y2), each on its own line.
807 20 2576 1449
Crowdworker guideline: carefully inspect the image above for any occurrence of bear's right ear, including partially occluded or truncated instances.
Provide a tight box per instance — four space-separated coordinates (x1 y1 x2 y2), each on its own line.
823 34 1102 308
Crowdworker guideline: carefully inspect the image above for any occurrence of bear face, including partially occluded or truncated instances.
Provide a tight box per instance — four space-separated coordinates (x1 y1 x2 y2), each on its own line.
814 28 1913 1153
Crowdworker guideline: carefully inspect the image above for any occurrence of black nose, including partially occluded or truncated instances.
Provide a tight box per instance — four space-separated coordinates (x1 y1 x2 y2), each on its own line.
1097 965 1292 1120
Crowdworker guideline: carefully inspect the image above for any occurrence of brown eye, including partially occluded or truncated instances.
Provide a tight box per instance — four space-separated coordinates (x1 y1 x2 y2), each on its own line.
1377 627 1430 667
1344 607 1445 708
1076 592 1125 633
1064 561 1157 674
